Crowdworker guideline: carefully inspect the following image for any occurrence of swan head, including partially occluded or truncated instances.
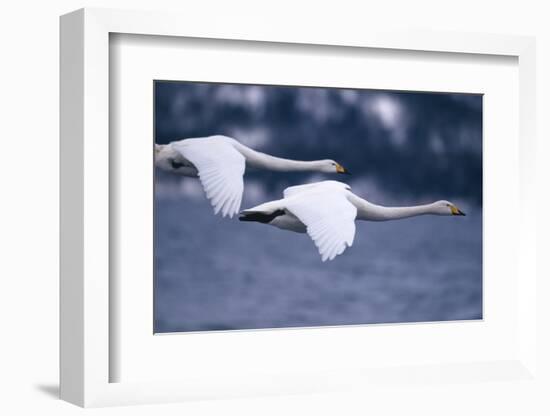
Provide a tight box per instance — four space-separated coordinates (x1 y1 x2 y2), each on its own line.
319 160 350 175
433 200 466 216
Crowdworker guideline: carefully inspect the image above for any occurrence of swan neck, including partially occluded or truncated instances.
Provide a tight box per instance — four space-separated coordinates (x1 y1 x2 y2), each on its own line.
351 195 437 221
233 142 324 171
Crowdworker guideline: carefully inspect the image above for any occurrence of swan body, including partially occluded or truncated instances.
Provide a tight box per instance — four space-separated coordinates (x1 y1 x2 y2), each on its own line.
239 180 466 262
155 135 349 218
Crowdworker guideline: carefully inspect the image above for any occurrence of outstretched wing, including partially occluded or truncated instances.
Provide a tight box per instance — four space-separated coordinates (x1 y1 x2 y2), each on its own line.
283 180 351 199
285 190 357 261
173 140 246 218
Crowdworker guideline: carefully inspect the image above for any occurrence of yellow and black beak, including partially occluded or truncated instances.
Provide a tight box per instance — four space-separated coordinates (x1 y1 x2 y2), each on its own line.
451 206 466 216
336 163 351 175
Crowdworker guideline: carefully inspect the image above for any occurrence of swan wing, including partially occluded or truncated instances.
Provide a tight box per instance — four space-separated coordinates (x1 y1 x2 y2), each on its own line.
285 191 357 261
283 180 351 198
173 140 245 217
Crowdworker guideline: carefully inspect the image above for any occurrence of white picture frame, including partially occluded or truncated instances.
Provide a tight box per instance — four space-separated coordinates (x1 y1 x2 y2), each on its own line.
60 7 538 408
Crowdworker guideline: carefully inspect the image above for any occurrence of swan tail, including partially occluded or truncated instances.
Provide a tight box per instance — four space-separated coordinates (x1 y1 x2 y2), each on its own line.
239 199 285 223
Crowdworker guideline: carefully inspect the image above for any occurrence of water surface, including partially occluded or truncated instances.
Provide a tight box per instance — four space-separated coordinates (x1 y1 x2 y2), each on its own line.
154 196 482 333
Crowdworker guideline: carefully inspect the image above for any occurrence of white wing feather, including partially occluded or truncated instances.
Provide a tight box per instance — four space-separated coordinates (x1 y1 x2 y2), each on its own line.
173 140 246 218
283 180 351 198
285 190 357 261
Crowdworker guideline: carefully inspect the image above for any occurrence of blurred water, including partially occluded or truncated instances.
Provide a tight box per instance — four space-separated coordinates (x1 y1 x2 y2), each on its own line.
155 82 483 205
154 194 482 333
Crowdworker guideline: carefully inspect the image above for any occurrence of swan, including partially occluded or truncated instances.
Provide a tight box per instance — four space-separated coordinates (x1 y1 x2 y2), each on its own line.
239 180 466 262
155 135 349 217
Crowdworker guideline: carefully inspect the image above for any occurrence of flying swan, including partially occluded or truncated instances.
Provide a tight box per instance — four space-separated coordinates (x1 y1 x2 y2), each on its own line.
155 135 349 217
239 180 466 262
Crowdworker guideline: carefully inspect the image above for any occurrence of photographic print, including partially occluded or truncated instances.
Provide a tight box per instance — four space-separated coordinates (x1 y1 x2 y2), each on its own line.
154 81 482 333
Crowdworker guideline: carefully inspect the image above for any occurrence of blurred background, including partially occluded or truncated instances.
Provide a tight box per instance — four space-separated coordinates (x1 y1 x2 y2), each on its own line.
154 81 482 333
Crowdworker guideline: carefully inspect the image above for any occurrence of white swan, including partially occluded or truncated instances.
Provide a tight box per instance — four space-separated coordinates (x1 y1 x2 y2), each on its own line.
155 135 349 217
239 180 466 262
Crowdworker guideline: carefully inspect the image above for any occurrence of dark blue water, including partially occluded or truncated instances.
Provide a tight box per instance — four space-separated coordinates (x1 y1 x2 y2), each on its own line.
154 191 482 333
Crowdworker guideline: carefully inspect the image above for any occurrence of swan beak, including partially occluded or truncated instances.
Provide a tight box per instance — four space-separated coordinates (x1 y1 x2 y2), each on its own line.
451 206 466 216
336 163 351 175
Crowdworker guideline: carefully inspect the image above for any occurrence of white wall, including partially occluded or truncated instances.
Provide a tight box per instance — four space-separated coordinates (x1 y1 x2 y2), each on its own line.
1 1 548 415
